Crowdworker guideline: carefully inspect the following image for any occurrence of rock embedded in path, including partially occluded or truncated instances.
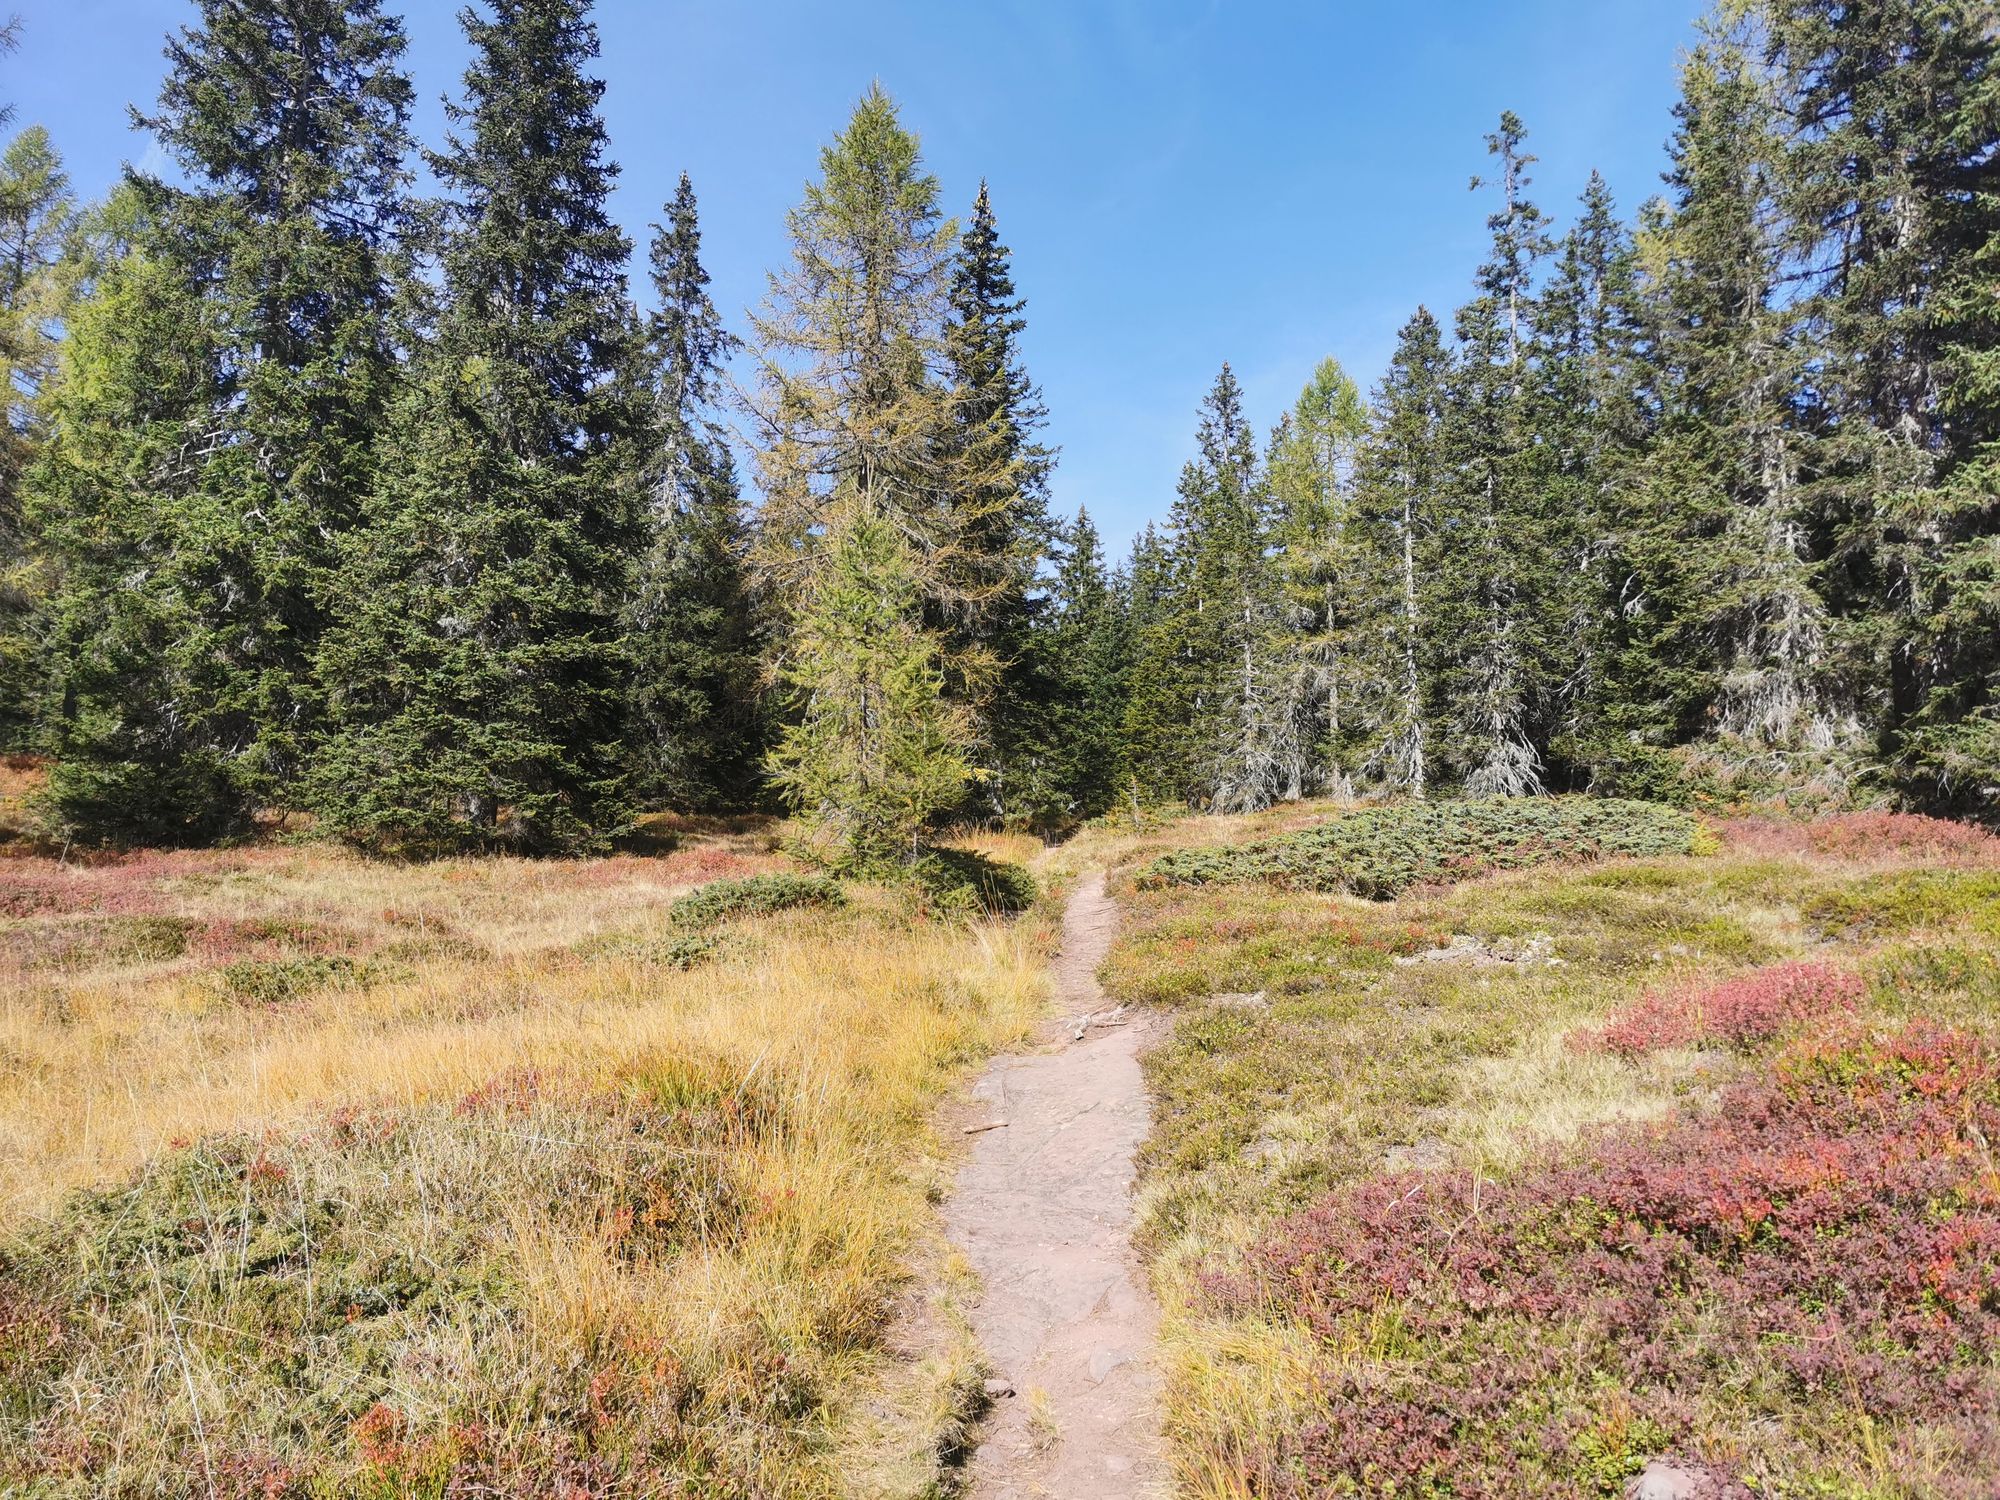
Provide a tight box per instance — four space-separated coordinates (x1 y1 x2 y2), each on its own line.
1626 1459 1754 1500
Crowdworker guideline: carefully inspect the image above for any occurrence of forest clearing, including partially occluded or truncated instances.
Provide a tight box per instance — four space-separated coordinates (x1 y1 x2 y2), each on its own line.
5 796 2000 1496
2 0 1998 1494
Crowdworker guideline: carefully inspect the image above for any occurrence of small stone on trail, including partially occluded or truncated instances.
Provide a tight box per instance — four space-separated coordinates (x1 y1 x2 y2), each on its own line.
1625 1459 1752 1500
1087 1346 1130 1381
1070 1004 1130 1040
982 1377 1015 1399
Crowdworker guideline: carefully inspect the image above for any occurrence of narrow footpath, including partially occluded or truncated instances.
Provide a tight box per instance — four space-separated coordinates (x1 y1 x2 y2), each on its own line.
944 871 1167 1499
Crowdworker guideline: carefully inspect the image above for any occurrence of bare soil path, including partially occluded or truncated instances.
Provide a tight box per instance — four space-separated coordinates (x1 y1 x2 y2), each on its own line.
945 871 1168 1499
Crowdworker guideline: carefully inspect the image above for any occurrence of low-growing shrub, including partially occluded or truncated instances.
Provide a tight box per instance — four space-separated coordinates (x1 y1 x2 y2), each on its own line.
0 914 193 971
1582 960 1863 1056
193 914 355 960
1806 810 1999 860
1141 796 1700 900
1804 868 2000 939
576 931 719 970
1715 809 1999 861
910 848 1039 916
214 954 382 1007
1201 1022 2000 1497
667 872 844 929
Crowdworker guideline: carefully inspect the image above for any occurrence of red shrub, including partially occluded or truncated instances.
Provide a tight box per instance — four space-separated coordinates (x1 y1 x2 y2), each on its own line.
0 862 167 917
1716 811 1998 862
1807 811 1999 860
1206 1023 2000 1496
1583 961 1862 1056
191 915 353 961
1711 815 1809 856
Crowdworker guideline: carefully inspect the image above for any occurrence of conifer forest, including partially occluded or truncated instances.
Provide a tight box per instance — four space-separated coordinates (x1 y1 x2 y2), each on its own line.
0 0 1992 861
7 3 2000 1497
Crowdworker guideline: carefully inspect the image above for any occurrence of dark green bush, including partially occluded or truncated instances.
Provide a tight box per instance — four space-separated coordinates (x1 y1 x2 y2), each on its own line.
910 848 1039 916
1141 797 1700 901
576 932 719 970
214 955 381 1006
667 873 844 930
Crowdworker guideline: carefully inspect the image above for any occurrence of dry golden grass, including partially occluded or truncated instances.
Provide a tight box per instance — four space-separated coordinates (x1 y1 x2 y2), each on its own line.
0 821 1057 1494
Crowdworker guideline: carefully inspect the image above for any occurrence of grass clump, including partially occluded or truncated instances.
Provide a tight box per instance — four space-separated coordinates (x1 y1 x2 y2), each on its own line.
1140 796 1700 899
1803 868 2000 939
666 871 845 929
0 913 193 970
575 930 720 970
0 1071 759 1493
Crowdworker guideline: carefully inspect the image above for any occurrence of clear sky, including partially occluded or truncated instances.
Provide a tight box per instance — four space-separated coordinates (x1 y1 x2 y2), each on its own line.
3 0 1704 559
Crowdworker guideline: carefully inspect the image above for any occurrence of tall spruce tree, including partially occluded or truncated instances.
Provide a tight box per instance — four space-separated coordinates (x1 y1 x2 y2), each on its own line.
312 0 639 852
944 181 1056 816
1125 365 1266 806
1119 518 1189 804
1534 170 1653 779
997 506 1127 828
36 0 412 839
1353 308 1453 797
1645 24 1853 777
1433 112 1558 795
1255 357 1372 806
627 173 761 811
1750 0 2000 813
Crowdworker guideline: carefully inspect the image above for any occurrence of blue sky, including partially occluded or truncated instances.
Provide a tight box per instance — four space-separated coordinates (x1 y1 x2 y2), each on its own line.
4 0 1703 558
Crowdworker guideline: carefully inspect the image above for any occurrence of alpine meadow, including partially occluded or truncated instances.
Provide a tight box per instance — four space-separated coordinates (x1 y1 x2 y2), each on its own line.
2 3 2000 1498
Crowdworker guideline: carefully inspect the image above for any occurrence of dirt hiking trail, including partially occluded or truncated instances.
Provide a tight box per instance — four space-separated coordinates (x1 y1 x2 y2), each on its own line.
945 871 1168 1498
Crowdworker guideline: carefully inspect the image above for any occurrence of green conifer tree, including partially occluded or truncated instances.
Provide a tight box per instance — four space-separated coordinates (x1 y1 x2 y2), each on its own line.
1644 25 1851 778
1256 357 1372 806
944 181 1056 815
0 124 75 749
750 87 1011 863
1750 0 2000 813
1534 170 1654 781
1433 112 1557 795
996 506 1127 828
1125 365 1266 806
767 510 972 870
1353 307 1452 797
312 0 638 852
1119 519 1189 804
37 0 412 838
627 173 762 811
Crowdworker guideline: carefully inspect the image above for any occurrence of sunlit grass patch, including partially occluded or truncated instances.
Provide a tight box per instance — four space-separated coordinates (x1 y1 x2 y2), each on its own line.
1111 818 2000 1499
0 817 1055 1496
